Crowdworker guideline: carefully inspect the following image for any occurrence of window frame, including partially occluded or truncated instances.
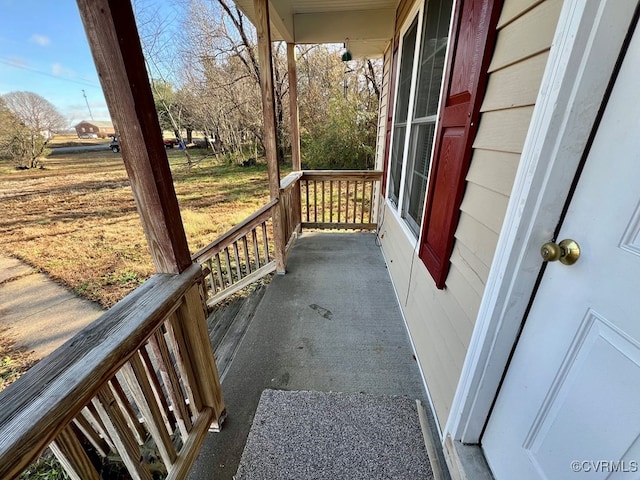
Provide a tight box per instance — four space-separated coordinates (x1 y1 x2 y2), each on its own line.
386 6 424 215
385 0 453 241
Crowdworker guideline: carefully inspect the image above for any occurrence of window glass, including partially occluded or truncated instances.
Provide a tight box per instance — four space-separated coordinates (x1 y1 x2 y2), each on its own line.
388 18 418 206
396 0 453 235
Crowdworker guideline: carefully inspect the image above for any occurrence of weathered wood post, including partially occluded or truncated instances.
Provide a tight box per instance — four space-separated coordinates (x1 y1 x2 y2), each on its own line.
287 43 301 172
287 43 303 232
76 0 224 431
254 0 287 273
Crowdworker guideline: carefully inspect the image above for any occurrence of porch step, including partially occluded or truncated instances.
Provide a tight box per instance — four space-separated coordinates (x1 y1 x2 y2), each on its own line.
206 284 268 380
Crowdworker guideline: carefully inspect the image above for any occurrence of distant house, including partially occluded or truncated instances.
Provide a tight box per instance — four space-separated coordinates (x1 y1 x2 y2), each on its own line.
74 120 115 138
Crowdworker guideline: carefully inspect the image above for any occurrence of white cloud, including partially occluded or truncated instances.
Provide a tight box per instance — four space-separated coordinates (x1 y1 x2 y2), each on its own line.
30 34 51 46
52 63 75 77
8 57 28 67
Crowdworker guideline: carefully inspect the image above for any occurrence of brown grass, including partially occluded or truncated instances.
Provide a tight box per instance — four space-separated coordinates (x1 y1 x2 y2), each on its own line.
0 149 286 307
48 133 112 148
0 328 38 392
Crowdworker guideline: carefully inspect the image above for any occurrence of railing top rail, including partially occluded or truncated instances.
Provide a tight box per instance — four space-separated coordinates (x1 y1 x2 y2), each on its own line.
280 171 303 191
192 199 278 264
0 264 202 476
300 170 383 181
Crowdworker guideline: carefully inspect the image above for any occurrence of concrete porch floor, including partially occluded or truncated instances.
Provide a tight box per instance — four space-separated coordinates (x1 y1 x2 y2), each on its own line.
189 232 435 479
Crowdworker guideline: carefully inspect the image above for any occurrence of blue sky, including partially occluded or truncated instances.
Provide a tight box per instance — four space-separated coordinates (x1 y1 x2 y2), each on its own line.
0 1 110 126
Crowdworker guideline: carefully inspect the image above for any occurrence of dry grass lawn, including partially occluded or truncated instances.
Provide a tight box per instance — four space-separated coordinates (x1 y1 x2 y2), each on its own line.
47 133 112 148
0 327 38 391
0 149 283 307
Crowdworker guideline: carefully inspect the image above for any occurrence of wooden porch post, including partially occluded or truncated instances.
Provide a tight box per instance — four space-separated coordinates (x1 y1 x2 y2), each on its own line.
254 0 286 273
76 0 190 274
76 0 225 433
287 43 301 171
286 43 303 233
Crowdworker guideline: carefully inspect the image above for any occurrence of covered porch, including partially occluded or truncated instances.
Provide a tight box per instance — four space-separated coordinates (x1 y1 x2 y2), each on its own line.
0 0 443 477
191 231 433 478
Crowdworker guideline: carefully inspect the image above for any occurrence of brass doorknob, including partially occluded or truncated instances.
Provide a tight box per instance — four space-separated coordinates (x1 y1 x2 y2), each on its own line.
540 239 580 265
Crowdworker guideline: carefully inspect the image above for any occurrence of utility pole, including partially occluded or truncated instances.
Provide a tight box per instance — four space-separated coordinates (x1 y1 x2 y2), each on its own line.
82 89 94 120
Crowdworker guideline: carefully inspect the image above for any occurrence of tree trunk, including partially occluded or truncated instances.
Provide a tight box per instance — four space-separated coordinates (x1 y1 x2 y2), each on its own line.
274 64 286 164
30 134 37 169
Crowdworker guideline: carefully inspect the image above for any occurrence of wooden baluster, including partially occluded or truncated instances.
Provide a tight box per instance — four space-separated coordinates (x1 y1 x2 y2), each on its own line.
121 353 177 468
72 415 110 457
164 312 199 419
304 180 311 222
109 377 147 445
252 228 261 268
353 180 358 223
321 180 325 223
280 194 287 242
329 180 334 223
138 343 180 434
368 180 375 223
92 386 154 480
313 180 317 222
285 193 292 239
50 425 101 480
262 222 270 262
294 179 302 231
163 407 215 480
215 253 224 290
81 404 116 452
338 181 342 222
224 247 234 286
172 286 226 430
207 259 217 294
242 236 251 273
361 181 366 224
138 344 177 433
149 330 192 440
233 241 242 280
345 181 350 224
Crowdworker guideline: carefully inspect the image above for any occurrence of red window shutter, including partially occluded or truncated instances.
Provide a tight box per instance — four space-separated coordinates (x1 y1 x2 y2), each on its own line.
381 39 399 196
419 0 502 288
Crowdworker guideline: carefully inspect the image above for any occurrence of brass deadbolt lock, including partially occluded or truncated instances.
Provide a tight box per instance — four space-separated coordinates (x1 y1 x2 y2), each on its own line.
540 239 580 265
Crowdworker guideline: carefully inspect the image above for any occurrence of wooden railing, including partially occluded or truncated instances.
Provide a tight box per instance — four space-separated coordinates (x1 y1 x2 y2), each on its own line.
192 200 278 308
300 170 382 230
0 264 225 480
193 170 381 308
0 170 383 480
279 171 303 260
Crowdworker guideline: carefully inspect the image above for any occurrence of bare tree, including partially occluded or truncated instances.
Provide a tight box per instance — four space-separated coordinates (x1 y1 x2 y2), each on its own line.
133 1 382 169
1 92 66 168
0 99 28 164
134 0 197 165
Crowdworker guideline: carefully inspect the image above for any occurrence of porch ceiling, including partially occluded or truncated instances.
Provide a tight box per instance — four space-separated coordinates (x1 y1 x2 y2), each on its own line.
234 0 398 57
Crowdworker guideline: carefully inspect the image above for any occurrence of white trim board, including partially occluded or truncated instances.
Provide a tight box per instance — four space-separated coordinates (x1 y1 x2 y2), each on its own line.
445 0 640 446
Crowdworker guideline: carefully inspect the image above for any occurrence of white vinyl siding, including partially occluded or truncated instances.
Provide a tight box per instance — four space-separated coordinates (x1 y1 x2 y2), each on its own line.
377 0 562 429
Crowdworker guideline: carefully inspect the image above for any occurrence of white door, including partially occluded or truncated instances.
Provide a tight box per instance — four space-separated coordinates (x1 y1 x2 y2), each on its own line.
482 23 640 480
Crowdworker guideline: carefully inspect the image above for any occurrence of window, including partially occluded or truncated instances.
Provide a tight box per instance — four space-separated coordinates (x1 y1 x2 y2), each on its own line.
387 0 453 236
388 17 418 207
